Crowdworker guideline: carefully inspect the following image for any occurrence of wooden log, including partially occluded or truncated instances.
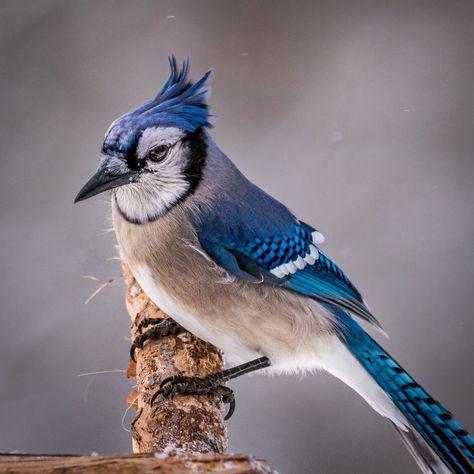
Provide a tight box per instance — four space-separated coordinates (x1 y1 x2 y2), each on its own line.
121 258 227 454
0 453 275 473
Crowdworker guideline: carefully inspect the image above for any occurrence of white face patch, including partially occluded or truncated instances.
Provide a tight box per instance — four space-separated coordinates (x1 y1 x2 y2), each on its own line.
114 161 190 223
136 126 185 160
113 127 193 223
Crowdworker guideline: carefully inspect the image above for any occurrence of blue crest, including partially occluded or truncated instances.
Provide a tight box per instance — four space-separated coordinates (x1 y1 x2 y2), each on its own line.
103 56 212 157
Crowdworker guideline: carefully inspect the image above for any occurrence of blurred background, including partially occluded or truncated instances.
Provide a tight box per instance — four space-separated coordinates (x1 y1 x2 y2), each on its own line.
1 1 473 472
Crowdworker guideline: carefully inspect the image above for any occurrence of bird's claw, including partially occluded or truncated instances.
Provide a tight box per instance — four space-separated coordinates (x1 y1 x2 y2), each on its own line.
136 317 164 333
130 318 183 362
150 374 236 420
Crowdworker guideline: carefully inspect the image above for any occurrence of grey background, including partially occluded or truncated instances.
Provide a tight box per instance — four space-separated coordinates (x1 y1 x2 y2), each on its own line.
1 1 473 472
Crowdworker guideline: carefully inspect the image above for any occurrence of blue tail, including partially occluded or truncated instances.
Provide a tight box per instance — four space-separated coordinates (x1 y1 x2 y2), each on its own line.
338 316 474 473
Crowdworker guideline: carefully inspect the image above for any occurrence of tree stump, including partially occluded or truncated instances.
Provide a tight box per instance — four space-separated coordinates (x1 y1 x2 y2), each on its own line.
122 258 227 454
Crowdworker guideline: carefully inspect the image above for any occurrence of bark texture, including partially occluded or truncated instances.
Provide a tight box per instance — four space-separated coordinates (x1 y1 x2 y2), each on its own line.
122 259 227 454
0 453 275 474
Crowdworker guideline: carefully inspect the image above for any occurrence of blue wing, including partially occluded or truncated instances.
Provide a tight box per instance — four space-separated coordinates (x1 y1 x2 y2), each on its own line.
197 220 382 330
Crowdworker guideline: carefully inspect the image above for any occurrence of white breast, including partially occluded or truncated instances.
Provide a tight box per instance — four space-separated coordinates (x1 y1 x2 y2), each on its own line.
132 264 261 364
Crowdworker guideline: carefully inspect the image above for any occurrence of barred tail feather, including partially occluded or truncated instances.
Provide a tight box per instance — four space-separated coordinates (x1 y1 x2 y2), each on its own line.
337 316 474 473
393 422 451 473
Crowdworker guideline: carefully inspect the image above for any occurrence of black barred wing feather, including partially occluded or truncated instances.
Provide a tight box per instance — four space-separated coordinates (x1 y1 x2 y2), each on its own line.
199 222 382 331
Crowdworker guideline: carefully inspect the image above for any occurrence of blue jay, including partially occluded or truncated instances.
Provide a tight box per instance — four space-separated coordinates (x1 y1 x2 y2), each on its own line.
75 57 474 473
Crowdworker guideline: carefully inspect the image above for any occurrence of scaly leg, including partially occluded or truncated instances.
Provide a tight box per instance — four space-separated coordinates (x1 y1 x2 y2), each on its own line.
150 356 271 420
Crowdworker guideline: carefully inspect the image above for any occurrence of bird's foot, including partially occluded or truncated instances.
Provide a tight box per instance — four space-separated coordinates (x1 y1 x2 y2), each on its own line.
130 317 184 362
150 373 236 420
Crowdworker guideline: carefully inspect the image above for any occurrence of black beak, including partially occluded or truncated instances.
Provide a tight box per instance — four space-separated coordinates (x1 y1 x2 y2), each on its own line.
74 168 137 203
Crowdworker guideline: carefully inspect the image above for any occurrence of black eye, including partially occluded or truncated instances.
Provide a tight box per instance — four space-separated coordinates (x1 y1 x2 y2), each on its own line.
148 144 169 162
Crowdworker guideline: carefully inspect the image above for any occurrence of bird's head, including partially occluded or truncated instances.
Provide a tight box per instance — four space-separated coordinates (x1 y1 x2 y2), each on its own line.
75 56 211 223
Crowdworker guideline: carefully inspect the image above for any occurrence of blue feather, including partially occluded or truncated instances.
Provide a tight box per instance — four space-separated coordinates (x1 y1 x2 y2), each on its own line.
103 55 212 158
337 312 474 473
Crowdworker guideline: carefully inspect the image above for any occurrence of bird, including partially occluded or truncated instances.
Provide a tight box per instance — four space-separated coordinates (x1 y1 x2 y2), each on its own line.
75 56 474 473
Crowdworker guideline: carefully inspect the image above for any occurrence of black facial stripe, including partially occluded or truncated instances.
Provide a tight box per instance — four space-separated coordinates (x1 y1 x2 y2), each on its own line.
181 127 207 196
102 131 141 171
125 136 140 171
